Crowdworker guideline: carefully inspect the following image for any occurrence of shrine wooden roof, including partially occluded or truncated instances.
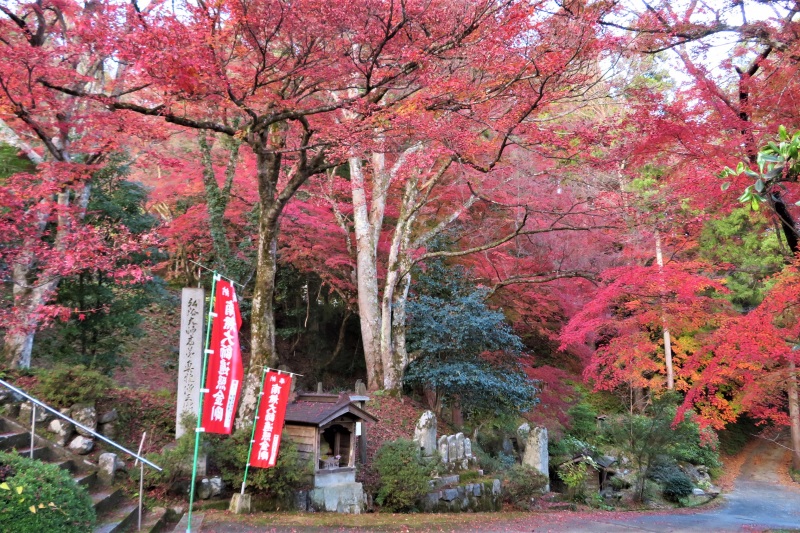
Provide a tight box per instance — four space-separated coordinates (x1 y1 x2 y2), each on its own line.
284 392 378 426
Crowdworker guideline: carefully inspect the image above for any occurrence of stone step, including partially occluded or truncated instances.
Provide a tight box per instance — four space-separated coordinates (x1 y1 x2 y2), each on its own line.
0 430 29 451
75 470 98 489
15 445 57 461
92 487 123 516
94 501 138 533
138 506 170 533
173 511 203 532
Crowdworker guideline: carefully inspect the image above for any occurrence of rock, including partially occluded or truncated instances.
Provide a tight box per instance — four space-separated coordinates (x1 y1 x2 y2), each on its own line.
520 426 549 491
440 474 460 486
98 453 118 485
294 489 309 511
447 435 457 463
413 411 437 457
692 488 706 496
422 492 439 511
501 436 515 456
309 482 367 514
48 416 75 447
71 403 97 437
197 478 213 499
442 488 458 501
473 484 482 497
19 402 50 426
455 432 465 460
68 435 94 455
98 408 118 424
464 437 473 458
98 421 117 440
438 435 449 463
114 456 127 473
492 479 502 496
168 480 191 497
209 476 224 497
516 423 530 452
0 390 19 405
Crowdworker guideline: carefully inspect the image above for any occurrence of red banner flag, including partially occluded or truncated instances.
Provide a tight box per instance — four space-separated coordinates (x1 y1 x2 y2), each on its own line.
201 279 243 434
250 371 292 468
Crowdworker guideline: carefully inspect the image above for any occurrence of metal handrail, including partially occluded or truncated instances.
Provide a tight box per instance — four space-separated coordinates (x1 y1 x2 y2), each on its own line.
0 378 162 472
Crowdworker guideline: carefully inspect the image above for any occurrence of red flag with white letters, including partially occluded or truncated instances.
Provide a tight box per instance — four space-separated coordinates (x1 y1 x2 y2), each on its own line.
249 371 292 468
201 279 243 434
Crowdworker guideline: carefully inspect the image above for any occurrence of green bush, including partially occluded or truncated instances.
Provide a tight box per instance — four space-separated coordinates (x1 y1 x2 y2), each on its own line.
209 431 312 503
33 365 112 408
647 455 682 483
130 429 195 489
567 402 598 441
558 459 596 502
502 464 549 507
661 472 694 502
0 451 95 532
373 439 430 512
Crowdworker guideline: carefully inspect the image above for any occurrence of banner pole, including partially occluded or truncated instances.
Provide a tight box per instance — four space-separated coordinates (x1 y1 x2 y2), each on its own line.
241 366 268 495
187 273 218 533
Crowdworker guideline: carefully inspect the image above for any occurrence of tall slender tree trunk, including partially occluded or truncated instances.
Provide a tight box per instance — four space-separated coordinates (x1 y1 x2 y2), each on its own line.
788 360 800 471
350 156 385 390
655 231 675 390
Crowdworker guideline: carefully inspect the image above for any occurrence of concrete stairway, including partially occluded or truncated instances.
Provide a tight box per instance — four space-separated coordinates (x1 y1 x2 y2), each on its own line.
0 415 172 532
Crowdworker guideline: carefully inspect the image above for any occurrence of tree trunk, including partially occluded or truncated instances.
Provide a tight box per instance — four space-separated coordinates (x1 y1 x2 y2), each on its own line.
655 231 674 390
788 360 800 471
237 125 285 428
349 156 384 390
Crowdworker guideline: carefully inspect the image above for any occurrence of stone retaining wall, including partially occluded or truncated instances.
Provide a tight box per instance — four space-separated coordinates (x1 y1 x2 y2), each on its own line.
418 477 502 512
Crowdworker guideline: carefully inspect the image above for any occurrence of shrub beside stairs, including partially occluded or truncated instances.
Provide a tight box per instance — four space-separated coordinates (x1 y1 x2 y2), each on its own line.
0 414 174 532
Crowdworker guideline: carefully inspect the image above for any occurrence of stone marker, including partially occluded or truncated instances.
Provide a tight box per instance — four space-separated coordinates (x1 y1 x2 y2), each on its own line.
413 411 437 457
98 453 118 485
177 287 204 439
455 432 465 460
438 436 449 463
464 437 473 458
447 435 457 463
521 426 549 491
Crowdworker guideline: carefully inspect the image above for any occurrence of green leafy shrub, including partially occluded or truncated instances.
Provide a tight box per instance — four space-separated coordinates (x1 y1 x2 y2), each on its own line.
647 455 682 483
209 431 312 503
549 435 597 461
661 472 694 502
502 464 549 508
33 365 112 408
130 428 195 489
557 458 597 502
667 422 721 470
566 402 598 441
0 451 95 532
373 439 429 512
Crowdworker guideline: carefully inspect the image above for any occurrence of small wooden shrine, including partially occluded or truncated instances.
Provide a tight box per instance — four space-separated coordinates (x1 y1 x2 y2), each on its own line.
283 392 376 488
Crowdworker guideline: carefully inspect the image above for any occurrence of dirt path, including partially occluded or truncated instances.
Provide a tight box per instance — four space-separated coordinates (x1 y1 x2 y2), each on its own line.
200 436 800 533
